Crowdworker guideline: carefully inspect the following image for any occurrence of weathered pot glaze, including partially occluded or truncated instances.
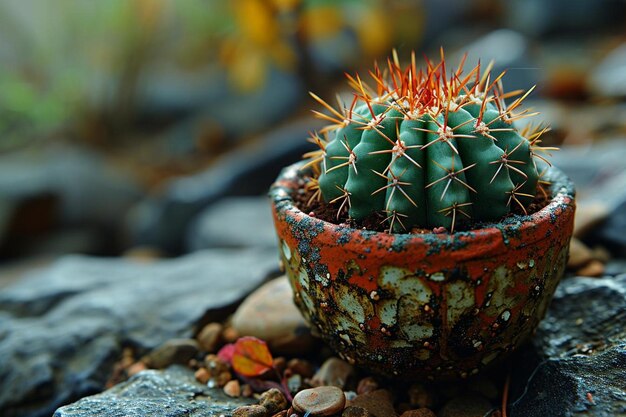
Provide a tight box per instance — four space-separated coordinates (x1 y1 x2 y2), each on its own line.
270 162 575 380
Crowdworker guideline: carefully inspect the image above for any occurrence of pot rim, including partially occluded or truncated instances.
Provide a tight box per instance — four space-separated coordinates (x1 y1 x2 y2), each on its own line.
270 161 575 248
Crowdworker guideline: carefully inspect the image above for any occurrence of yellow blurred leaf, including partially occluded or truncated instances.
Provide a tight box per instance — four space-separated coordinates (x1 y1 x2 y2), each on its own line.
233 0 278 47
353 7 392 58
228 45 268 92
270 0 302 12
300 6 344 39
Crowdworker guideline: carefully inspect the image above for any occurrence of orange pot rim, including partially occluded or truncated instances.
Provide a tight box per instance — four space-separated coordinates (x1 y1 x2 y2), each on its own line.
270 161 576 253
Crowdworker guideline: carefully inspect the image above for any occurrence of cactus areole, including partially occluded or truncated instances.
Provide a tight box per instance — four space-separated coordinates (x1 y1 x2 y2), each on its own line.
270 51 575 380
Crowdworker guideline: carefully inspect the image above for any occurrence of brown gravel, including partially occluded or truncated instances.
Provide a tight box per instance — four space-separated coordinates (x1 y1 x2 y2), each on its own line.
259 388 289 415
224 379 241 397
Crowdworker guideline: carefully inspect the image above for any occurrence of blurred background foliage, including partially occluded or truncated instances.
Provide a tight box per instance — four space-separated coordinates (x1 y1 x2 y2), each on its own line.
0 0 624 257
1 0 622 155
0 0 424 153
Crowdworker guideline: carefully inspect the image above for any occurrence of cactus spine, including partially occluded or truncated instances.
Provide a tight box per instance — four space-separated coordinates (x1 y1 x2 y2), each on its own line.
305 51 554 232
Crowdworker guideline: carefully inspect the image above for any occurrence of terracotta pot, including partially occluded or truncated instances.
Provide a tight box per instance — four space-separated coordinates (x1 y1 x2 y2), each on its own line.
270 161 575 380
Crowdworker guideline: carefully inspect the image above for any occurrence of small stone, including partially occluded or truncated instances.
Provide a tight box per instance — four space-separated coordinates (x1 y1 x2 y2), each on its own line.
342 405 372 417
350 389 396 417
574 202 609 238
142 339 199 369
194 367 210 384
232 404 269 417
568 238 594 269
242 384 254 398
215 371 233 387
231 276 313 354
127 361 147 377
287 358 315 378
576 259 606 277
345 391 358 402
273 357 287 374
260 388 289 414
204 354 230 374
224 379 241 397
222 326 240 343
202 354 232 387
439 395 492 417
407 384 436 409
197 322 223 352
287 374 302 394
356 377 378 395
311 357 354 388
400 409 436 417
292 386 346 416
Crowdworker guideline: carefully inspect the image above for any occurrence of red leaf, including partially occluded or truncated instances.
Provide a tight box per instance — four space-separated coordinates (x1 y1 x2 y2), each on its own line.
231 336 274 377
217 343 235 363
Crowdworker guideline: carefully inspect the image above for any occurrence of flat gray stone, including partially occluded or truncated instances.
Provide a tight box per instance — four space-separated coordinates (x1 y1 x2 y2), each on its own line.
53 366 252 417
187 196 276 250
510 275 626 417
0 248 277 417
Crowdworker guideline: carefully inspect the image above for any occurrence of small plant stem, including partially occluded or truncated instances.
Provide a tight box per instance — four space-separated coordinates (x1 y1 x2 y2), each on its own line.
502 371 511 417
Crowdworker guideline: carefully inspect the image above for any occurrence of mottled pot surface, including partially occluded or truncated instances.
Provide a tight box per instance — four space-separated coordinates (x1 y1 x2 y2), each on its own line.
270 162 575 380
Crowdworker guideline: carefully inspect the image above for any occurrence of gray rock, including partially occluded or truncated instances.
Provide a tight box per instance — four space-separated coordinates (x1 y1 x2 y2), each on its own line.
604 260 626 277
510 275 626 417
0 144 141 229
588 199 626 257
505 0 625 36
0 248 278 417
549 140 626 204
129 117 324 254
450 29 538 94
549 140 626 256
53 366 252 417
0 144 142 254
312 357 355 389
142 339 200 369
187 196 276 250
589 43 626 98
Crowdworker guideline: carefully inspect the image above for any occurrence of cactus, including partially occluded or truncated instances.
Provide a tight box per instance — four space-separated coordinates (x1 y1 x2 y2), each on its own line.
304 50 555 232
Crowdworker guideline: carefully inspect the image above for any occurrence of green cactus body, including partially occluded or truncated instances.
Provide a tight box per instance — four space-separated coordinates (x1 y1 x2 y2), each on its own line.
447 107 514 221
318 104 370 201
308 53 548 232
385 117 427 230
343 103 403 219
423 113 473 229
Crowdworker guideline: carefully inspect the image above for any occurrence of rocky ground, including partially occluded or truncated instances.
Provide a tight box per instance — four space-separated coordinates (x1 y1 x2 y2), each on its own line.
0 132 624 417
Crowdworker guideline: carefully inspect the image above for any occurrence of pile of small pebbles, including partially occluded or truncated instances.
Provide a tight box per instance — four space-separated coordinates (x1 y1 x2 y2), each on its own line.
104 277 529 417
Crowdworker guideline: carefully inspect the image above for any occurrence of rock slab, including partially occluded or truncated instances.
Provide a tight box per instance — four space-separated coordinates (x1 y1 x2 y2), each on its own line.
0 248 278 417
187 196 277 250
510 275 626 417
54 366 252 417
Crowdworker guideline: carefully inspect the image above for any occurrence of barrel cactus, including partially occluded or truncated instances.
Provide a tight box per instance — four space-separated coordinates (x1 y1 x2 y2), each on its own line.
304 51 554 232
